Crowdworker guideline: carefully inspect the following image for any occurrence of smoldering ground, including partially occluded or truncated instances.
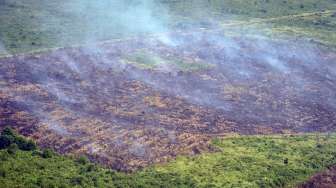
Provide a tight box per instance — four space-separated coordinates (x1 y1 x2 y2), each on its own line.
1 29 336 170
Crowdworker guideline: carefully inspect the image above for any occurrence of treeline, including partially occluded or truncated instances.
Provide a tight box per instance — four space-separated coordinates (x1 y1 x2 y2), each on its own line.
0 127 36 151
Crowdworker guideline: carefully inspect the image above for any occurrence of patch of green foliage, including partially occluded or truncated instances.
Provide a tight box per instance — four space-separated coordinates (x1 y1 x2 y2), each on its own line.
153 134 336 188
124 52 166 70
0 127 36 151
1 127 336 188
124 51 213 72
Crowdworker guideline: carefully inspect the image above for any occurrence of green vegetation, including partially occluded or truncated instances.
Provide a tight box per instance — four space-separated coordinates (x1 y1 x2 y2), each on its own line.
0 127 36 151
1 0 336 56
1 127 336 188
171 0 336 18
153 135 336 188
123 52 167 70
123 51 213 72
181 0 336 48
268 11 336 47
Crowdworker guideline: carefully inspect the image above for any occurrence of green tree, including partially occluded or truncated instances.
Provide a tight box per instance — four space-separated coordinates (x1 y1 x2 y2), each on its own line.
0 135 14 149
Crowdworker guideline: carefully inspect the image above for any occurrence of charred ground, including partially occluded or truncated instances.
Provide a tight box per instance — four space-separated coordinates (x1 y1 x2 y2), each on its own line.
1 31 336 171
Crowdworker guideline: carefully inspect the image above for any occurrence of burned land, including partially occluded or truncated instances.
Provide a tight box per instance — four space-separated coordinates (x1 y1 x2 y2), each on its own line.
1 31 336 171
300 165 336 188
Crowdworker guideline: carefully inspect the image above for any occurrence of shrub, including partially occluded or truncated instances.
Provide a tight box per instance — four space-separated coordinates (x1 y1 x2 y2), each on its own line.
87 164 97 172
7 144 19 155
0 127 16 150
42 149 54 158
32 150 43 156
0 151 10 161
0 168 6 177
15 136 37 151
0 135 14 149
37 177 58 188
1 127 16 137
0 127 36 151
76 156 89 165
19 139 37 151
70 176 85 186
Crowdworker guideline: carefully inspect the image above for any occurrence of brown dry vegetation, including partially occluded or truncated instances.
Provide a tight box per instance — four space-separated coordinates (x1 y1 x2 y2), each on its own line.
299 165 336 188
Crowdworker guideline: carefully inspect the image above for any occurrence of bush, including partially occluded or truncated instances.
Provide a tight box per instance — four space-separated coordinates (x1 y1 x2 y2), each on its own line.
0 135 14 149
87 164 97 172
76 156 89 165
25 140 37 150
7 144 19 155
0 127 37 151
0 151 10 161
37 177 58 188
1 127 16 137
0 127 16 150
15 137 37 151
70 176 85 186
32 150 43 156
42 149 54 158
0 168 6 177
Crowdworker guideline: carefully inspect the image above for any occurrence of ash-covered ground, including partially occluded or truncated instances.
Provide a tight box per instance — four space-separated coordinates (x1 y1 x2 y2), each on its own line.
1 31 336 171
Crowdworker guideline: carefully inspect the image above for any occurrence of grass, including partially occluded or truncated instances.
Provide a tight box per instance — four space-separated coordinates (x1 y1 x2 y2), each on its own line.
168 0 336 19
153 134 336 188
0 0 131 55
1 0 336 55
122 51 214 72
268 12 336 47
123 52 166 70
1 131 336 188
217 9 336 48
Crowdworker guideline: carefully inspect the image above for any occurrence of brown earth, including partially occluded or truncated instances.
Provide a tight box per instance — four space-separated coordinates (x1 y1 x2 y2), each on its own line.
299 165 336 188
0 31 336 171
